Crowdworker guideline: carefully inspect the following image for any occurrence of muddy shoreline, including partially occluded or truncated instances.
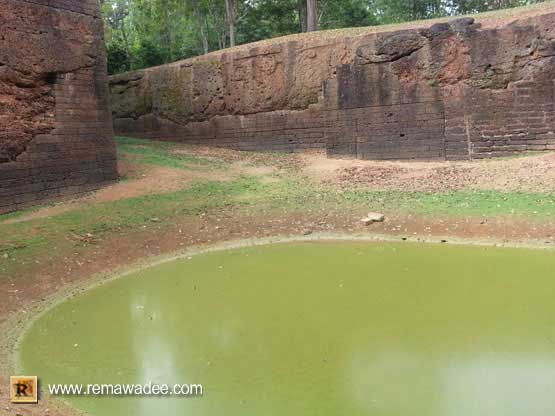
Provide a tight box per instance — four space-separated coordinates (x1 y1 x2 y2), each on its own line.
4 142 555 415
3 226 555 415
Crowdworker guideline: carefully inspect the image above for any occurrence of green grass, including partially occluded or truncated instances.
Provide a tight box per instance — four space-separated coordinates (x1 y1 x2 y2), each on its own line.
116 136 220 169
343 189 555 217
4 135 555 277
5 180 553 272
0 207 34 223
0 176 317 271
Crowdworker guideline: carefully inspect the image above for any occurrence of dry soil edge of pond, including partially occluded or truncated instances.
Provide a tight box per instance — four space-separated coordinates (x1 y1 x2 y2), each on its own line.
3 231 555 414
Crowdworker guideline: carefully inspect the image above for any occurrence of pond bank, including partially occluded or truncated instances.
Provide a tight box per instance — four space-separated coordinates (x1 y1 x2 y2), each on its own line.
4 230 555 416
3 139 555 415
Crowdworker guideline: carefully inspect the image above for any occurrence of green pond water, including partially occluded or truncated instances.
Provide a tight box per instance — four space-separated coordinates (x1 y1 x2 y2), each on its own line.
19 241 555 416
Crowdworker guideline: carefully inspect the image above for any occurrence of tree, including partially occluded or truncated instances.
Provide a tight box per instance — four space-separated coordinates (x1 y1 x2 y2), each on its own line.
319 0 376 29
306 0 318 31
192 0 209 54
225 0 236 47
106 42 131 74
102 0 133 70
371 0 445 23
298 0 307 32
101 0 546 75
448 0 533 13
237 0 299 42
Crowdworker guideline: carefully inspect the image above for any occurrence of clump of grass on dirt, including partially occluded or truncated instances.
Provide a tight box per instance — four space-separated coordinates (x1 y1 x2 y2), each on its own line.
0 175 320 274
117 136 221 170
0 207 33 223
343 189 555 217
3 136 555 277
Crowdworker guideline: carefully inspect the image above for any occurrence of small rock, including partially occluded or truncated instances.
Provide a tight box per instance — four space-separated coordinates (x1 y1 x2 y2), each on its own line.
303 230 313 235
150 217 160 223
367 212 385 222
361 212 385 225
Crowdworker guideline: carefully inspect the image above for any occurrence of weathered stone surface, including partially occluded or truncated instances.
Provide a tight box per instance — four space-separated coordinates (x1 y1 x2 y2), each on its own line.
0 0 117 213
110 8 555 161
361 212 385 225
355 31 427 65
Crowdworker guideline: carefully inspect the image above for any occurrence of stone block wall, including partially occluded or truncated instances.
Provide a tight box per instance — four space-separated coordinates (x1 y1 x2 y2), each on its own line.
325 102 446 160
323 12 555 160
110 7 555 162
0 0 117 214
115 109 327 152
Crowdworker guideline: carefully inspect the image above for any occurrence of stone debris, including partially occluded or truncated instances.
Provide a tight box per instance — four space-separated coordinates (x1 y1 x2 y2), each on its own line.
361 212 385 225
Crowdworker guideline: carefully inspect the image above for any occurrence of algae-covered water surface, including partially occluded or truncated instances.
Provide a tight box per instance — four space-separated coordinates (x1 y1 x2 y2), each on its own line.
19 242 555 415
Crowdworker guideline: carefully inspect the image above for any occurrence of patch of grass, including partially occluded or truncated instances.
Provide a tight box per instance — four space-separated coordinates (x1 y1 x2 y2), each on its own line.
0 208 32 223
116 136 220 169
6 176 555 270
0 176 313 269
343 189 555 217
0 204 55 224
5 147 555 277
477 151 548 161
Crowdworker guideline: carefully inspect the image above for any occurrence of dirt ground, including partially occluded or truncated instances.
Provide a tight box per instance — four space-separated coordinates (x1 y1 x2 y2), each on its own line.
4 146 555 416
9 149 555 226
302 151 555 192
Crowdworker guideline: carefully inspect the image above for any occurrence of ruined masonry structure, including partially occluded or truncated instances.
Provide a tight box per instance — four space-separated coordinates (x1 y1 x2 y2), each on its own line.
0 0 118 213
111 8 555 161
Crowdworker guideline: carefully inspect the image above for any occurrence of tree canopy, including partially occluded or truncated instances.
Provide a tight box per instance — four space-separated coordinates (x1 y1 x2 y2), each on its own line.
101 0 546 75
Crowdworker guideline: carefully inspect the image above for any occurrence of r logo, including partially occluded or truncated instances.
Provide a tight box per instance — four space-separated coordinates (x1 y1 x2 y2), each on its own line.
10 376 38 403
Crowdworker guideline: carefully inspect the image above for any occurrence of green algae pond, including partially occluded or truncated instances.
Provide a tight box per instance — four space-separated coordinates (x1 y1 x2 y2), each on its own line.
18 241 555 415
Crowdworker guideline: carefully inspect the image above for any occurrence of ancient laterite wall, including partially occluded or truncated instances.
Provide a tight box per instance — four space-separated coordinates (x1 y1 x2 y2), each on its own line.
0 0 117 214
110 8 555 161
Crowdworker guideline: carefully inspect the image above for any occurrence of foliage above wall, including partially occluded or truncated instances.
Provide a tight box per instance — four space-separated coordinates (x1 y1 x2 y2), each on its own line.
101 0 547 74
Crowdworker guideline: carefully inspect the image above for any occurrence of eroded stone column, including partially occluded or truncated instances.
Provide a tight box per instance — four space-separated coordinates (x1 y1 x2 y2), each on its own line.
0 0 118 213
